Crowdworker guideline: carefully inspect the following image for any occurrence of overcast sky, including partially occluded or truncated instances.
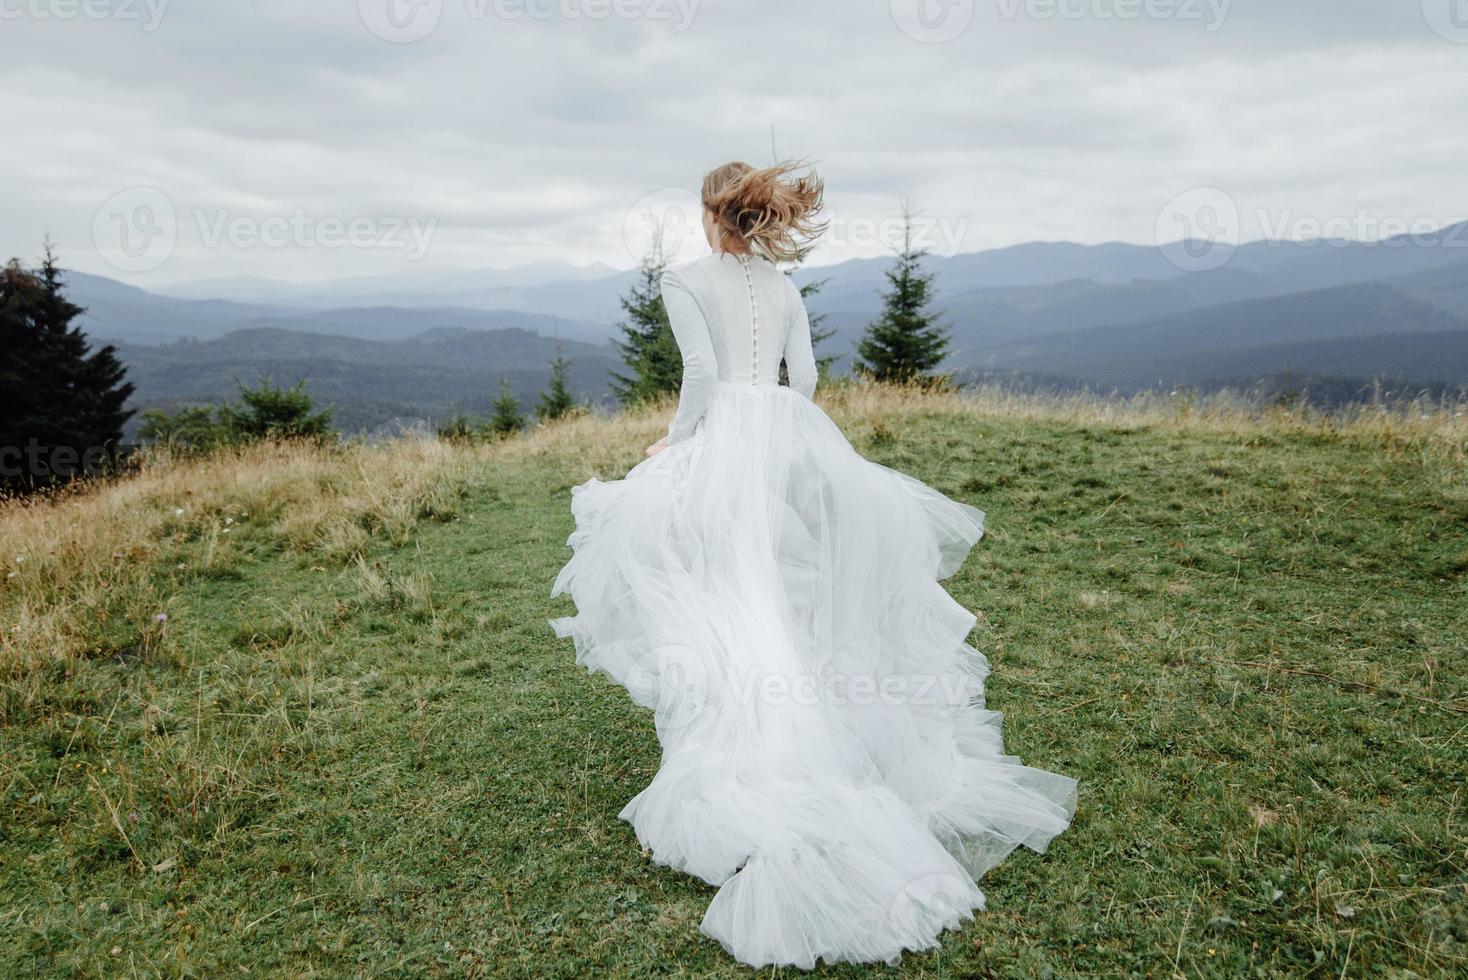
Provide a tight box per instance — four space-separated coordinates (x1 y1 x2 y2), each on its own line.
1 0 1465 286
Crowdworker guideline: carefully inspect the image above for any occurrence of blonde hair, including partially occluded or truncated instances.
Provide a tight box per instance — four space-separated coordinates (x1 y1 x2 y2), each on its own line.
701 160 826 263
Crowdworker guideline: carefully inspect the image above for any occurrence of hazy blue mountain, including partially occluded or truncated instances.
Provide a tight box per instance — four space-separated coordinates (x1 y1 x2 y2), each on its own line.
65 271 614 346
803 222 1468 320
938 269 1280 344
62 221 1468 412
508 268 642 324
1237 222 1468 288
71 221 1468 347
116 327 620 435
64 270 305 345
965 282 1468 390
249 307 612 345
798 224 1468 378
1175 330 1468 389
797 240 1188 316
1388 256 1468 320
159 260 618 309
971 330 1468 397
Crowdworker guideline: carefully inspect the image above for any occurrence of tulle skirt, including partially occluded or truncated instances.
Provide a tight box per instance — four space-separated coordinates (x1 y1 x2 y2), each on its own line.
549 381 1076 969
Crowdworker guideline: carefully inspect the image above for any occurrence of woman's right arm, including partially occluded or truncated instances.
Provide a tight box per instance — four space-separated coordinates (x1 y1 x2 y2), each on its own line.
783 278 818 398
660 268 717 445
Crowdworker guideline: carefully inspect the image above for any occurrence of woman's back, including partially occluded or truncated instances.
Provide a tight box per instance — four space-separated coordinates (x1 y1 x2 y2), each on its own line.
659 252 818 444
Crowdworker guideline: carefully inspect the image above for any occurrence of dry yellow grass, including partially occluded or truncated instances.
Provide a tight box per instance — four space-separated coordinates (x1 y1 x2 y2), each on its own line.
4 381 1464 727
515 380 1468 490
0 437 470 724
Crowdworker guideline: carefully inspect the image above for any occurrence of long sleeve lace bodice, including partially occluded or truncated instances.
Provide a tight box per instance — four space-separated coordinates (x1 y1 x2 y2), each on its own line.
660 253 818 444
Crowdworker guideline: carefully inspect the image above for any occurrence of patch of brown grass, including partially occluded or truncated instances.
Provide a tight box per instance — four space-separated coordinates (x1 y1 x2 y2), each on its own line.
0 437 469 724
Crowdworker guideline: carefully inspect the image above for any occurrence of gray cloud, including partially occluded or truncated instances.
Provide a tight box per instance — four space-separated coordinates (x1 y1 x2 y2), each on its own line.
1 0 1464 285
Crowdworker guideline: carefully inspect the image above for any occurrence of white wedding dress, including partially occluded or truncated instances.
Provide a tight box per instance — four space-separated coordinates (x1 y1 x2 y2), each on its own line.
550 252 1076 969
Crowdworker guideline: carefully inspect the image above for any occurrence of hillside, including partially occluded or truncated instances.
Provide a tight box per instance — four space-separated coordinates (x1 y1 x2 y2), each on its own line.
115 327 622 434
2 386 1464 976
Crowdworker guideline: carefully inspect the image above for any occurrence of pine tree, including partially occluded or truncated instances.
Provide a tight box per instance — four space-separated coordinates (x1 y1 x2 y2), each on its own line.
489 378 525 436
218 377 333 442
855 209 950 384
781 241 837 384
537 345 576 421
0 245 135 492
435 412 475 442
780 264 839 387
800 276 838 377
137 406 228 452
610 251 681 405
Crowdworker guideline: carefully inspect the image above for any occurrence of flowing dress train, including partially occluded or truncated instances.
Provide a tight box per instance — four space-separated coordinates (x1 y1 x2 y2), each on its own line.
549 252 1076 969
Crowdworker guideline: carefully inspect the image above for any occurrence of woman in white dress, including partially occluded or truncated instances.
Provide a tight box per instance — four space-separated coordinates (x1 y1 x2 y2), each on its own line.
550 161 1076 969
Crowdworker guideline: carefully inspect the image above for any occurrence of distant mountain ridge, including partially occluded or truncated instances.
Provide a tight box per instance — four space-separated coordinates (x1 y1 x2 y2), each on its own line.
112 220 1468 329
159 259 619 307
970 281 1468 390
73 221 1468 347
54 221 1468 432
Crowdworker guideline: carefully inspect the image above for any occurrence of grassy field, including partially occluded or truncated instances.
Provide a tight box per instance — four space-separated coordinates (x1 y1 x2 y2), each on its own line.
2 385 1465 977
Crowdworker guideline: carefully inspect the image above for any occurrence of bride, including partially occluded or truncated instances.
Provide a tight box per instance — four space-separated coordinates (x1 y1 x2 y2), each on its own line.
550 161 1076 969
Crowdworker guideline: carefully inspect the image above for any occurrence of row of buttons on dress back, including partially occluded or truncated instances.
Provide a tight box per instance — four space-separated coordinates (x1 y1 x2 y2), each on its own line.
737 254 759 384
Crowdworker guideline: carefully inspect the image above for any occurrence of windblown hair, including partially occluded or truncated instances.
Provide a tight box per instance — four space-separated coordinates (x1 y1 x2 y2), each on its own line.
701 160 826 263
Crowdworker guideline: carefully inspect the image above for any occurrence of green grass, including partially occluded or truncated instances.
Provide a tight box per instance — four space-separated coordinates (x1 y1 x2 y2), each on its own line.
2 393 1466 977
